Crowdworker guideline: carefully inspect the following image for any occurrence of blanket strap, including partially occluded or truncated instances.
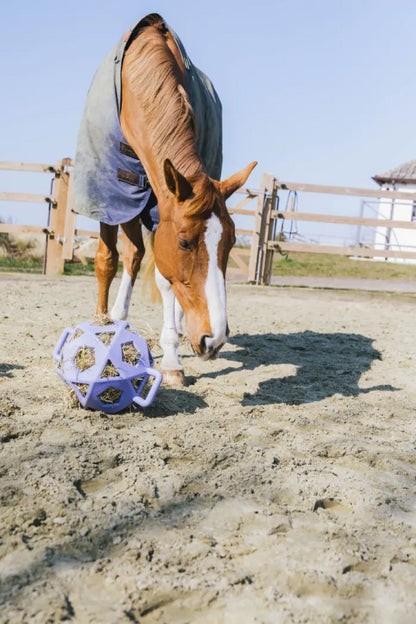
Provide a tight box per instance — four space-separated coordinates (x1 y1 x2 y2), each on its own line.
118 142 149 189
120 141 139 160
117 168 149 189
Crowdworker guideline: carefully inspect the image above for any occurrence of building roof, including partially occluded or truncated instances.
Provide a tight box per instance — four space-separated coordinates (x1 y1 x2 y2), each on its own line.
372 159 416 185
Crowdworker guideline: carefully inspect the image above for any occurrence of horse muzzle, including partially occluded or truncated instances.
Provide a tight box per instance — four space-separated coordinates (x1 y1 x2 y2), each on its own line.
185 310 229 360
198 329 229 361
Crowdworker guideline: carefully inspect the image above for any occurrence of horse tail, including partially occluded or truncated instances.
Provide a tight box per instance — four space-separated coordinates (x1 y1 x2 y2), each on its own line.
141 230 161 303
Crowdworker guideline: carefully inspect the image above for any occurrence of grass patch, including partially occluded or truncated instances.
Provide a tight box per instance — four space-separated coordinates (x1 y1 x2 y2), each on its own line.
64 261 125 276
63 262 96 275
1 244 415 282
272 253 416 280
0 259 96 275
0 258 43 273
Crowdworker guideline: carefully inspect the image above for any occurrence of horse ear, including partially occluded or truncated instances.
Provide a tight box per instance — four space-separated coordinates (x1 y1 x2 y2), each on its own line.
220 161 258 200
164 159 193 202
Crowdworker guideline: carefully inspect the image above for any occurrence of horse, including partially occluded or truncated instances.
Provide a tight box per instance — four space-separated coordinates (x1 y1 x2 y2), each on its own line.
74 13 256 385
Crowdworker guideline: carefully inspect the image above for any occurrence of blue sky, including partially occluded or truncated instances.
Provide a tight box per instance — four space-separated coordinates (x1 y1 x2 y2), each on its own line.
1 0 416 241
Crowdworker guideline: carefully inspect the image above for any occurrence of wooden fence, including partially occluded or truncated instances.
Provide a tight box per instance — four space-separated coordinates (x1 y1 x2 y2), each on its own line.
2 160 416 283
247 174 416 284
0 159 259 277
0 159 74 274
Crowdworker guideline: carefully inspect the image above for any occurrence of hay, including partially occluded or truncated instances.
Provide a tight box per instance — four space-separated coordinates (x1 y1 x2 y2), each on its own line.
121 341 140 365
92 313 112 326
63 386 81 408
74 347 95 371
131 376 144 391
132 376 152 396
99 387 122 404
97 331 114 346
71 329 84 341
74 383 89 396
101 360 119 378
146 337 157 351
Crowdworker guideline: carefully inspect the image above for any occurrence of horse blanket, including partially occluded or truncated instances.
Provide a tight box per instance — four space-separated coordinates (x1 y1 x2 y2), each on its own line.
73 16 223 230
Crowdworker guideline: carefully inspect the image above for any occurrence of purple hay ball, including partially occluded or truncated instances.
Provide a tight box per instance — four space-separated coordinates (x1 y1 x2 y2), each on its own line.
53 320 162 414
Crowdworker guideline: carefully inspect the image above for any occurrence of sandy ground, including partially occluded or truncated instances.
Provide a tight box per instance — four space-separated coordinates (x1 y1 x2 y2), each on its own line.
1 273 416 624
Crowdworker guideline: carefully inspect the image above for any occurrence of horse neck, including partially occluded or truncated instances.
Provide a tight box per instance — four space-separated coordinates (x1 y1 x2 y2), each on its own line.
120 26 203 200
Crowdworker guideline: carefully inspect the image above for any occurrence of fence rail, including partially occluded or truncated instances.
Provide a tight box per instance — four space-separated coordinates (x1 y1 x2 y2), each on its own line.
0 223 51 235
269 241 416 261
276 180 416 202
0 192 56 205
273 210 416 231
0 161 57 173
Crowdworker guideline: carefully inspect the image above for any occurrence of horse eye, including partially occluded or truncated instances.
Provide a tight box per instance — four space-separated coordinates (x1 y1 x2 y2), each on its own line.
179 238 193 251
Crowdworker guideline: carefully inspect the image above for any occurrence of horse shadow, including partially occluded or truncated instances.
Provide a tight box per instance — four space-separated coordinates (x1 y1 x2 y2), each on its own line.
144 387 208 417
202 331 397 406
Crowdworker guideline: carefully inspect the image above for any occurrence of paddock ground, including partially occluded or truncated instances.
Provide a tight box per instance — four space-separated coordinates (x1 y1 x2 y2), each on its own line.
1 274 416 624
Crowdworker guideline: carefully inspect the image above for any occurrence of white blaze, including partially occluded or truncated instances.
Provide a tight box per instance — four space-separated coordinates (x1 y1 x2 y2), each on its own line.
204 213 227 347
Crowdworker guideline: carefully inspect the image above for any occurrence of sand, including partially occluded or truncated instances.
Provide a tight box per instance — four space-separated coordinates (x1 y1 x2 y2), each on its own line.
1 273 416 624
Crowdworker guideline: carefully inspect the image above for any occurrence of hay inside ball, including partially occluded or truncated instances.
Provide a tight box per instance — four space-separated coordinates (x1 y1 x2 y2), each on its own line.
53 320 162 413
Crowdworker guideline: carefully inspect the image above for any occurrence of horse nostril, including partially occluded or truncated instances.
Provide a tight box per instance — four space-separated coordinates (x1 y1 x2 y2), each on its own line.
199 334 211 354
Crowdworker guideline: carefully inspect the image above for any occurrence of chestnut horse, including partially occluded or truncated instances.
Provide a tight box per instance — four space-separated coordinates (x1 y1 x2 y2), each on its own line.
88 15 256 384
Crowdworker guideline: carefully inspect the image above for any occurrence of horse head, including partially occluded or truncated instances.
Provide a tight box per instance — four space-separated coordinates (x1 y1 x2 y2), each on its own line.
154 159 257 360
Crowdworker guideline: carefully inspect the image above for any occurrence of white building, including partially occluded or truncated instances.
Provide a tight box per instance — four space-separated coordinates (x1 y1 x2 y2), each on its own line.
372 160 416 264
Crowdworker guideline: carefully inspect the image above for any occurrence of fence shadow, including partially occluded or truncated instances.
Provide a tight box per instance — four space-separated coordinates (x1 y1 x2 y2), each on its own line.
205 331 397 406
0 363 24 379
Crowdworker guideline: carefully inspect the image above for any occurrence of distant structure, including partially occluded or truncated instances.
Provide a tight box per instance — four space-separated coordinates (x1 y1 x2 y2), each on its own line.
372 159 416 264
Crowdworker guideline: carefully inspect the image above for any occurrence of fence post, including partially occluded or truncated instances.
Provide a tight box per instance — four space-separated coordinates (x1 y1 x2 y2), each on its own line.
263 177 278 284
45 160 69 274
248 173 276 284
62 166 76 261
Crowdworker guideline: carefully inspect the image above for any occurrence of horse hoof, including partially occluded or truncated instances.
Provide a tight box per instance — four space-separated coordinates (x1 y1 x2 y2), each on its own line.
162 370 185 386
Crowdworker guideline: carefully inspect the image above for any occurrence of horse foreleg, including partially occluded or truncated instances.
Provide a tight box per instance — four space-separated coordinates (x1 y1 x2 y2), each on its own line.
111 215 144 320
174 298 185 335
95 223 119 317
155 267 185 386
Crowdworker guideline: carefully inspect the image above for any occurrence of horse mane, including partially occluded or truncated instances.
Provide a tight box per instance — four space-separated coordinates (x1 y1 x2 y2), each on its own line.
122 14 217 215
